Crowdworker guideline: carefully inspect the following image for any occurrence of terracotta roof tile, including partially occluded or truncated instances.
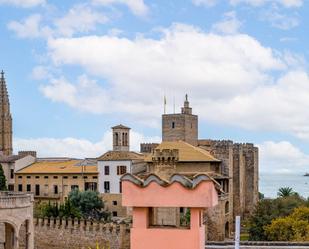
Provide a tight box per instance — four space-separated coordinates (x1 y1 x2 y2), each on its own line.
97 151 145 161
16 159 97 174
145 141 220 162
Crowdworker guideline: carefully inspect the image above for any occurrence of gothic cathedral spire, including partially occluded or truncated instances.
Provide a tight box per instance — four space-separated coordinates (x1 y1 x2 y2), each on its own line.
0 71 13 156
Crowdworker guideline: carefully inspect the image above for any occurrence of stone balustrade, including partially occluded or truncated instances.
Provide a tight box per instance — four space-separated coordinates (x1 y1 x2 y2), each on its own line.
0 191 33 209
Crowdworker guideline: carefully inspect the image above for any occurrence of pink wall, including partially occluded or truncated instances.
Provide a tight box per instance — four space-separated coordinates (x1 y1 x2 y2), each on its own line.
131 227 204 249
122 180 218 207
122 178 219 249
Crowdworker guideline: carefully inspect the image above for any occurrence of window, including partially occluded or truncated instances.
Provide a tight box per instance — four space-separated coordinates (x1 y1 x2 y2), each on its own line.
18 184 23 192
104 181 110 193
115 132 119 146
112 211 118 217
83 176 88 179
85 182 97 191
53 176 58 179
113 201 117 206
71 185 79 191
8 184 14 191
225 202 229 214
18 176 22 179
119 181 122 193
27 176 31 179
73 176 78 179
26 184 31 192
117 166 127 175
63 176 68 179
44 176 48 179
172 122 175 128
35 184 40 196
54 185 58 194
92 176 98 179
10 169 14 179
104 166 110 175
35 176 40 179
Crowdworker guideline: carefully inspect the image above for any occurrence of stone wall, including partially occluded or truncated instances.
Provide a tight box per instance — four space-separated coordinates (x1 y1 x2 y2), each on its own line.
33 217 130 249
162 113 198 146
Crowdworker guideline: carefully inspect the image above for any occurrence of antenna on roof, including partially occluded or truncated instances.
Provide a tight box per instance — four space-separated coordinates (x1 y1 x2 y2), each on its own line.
164 95 167 114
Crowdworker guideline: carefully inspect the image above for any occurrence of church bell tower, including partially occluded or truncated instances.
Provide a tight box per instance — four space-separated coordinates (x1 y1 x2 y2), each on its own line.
112 124 130 151
0 71 13 156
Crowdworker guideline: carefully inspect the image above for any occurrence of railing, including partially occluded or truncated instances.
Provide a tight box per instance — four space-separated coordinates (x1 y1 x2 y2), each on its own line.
0 191 33 208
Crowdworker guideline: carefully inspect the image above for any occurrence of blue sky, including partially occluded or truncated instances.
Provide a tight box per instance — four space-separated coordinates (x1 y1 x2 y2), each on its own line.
1 0 309 173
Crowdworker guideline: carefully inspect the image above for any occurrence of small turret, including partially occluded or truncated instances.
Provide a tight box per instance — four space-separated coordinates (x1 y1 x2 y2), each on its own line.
181 94 192 115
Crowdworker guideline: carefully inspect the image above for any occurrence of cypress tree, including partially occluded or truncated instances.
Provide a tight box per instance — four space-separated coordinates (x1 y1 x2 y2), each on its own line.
0 164 7 191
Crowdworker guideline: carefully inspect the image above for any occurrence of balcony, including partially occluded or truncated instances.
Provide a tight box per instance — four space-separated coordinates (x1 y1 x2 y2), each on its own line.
0 191 33 209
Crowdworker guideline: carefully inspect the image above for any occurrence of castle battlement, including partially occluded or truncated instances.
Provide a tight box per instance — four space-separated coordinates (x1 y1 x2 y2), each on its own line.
34 217 130 234
152 149 179 163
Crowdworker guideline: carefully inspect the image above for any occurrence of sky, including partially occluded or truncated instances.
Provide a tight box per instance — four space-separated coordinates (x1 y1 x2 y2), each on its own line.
1 0 309 173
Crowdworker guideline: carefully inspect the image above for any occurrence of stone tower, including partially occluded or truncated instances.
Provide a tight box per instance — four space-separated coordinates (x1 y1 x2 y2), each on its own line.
162 94 198 145
0 70 12 156
112 124 130 151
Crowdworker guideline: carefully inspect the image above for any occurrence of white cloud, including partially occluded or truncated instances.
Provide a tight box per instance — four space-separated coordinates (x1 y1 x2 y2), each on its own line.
41 23 309 139
261 9 300 30
8 4 108 39
0 0 45 8
54 4 108 37
259 141 309 173
192 0 217 7
212 11 242 34
92 0 149 17
40 75 110 114
31 66 51 80
7 14 51 39
44 23 288 125
192 0 303 7
229 0 303 8
14 131 160 158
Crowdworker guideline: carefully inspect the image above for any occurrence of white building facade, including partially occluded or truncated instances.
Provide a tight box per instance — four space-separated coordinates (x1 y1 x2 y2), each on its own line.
98 160 131 194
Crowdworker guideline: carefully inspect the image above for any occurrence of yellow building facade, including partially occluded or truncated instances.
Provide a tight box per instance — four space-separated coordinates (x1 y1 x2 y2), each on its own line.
14 159 98 203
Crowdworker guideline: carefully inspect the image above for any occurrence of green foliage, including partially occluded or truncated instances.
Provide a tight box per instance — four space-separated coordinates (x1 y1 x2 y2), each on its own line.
264 207 309 241
259 192 265 200
277 187 295 197
180 208 191 226
68 189 109 220
248 194 307 241
36 190 110 221
0 164 7 191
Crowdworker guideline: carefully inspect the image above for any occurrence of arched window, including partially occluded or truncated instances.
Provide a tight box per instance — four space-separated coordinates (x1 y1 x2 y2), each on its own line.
225 222 229 238
115 132 119 146
125 133 128 146
122 132 125 146
225 201 229 214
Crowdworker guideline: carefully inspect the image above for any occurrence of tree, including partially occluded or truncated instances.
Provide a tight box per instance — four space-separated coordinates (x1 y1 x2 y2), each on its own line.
248 195 307 240
68 189 109 220
277 187 295 197
264 207 309 241
0 164 7 191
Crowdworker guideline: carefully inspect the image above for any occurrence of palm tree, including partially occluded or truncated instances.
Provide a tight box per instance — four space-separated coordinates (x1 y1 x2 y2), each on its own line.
277 187 295 197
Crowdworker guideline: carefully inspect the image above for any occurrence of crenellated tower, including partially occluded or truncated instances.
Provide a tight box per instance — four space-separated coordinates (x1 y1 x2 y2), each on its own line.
162 94 198 145
0 70 13 155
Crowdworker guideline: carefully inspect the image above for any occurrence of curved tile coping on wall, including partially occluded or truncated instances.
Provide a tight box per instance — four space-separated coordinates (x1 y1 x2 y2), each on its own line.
121 173 224 193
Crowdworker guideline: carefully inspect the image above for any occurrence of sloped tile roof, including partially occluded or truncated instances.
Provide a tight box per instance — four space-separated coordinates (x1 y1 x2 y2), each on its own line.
16 159 97 174
112 124 130 129
145 140 220 162
97 151 145 161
